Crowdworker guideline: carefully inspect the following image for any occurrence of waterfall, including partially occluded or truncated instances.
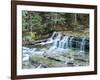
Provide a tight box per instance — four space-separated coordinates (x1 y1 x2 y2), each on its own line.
52 33 70 49
53 33 62 48
63 36 69 49
58 35 63 48
49 31 57 41
39 32 57 45
59 36 69 49
79 38 86 54
49 32 71 50
23 32 88 56
47 33 61 51
50 32 57 40
69 37 74 48
46 32 69 50
48 32 70 52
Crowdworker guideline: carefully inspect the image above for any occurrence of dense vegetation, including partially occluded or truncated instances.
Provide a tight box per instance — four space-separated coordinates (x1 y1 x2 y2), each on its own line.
22 10 89 42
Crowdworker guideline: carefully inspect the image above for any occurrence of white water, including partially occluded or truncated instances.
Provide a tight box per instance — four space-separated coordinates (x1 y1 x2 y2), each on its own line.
49 31 57 40
38 32 57 45
79 38 86 55
22 47 37 62
69 37 74 48
47 32 69 53
22 32 87 62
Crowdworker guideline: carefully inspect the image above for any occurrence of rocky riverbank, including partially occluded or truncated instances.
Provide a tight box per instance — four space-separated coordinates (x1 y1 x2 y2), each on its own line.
22 31 89 69
22 48 89 69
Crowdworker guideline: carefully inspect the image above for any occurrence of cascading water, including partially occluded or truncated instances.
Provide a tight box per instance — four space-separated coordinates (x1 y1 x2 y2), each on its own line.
59 36 69 49
22 32 89 68
39 32 57 45
69 37 74 48
48 33 62 51
64 36 69 49
79 38 86 54
22 47 36 63
49 32 57 40
53 33 62 48
47 32 70 53
22 32 88 56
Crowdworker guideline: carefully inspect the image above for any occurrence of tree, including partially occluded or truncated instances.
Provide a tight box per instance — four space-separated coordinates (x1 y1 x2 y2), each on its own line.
43 12 66 30
22 11 44 32
22 11 89 40
22 10 30 32
77 14 89 26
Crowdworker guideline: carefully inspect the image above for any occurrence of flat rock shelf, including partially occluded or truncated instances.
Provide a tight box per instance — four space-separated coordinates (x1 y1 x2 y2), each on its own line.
22 32 89 69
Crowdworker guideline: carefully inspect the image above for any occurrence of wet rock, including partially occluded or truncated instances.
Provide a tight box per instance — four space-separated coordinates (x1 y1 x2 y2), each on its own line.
74 54 87 62
67 62 75 66
74 58 87 62
23 61 29 66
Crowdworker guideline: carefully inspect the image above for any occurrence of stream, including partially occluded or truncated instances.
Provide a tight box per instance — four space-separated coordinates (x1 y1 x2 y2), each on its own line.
22 32 89 69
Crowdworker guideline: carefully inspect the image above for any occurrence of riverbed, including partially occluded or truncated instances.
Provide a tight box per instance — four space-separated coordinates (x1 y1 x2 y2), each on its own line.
22 32 89 69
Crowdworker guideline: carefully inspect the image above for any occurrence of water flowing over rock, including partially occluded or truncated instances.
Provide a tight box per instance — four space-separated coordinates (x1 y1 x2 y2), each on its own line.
79 38 86 55
47 32 89 52
22 32 89 68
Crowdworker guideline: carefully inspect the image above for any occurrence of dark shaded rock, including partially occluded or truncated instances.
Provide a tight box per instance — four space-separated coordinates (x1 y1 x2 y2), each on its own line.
67 62 75 66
